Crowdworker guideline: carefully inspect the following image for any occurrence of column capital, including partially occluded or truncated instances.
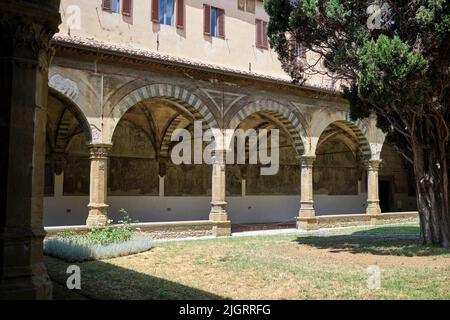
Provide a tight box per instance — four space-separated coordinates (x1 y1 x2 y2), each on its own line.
158 158 168 177
365 159 382 171
299 155 316 167
88 144 112 159
211 148 226 165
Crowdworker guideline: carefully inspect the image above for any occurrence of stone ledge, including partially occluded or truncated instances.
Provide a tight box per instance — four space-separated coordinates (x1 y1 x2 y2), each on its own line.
298 212 419 230
45 220 218 240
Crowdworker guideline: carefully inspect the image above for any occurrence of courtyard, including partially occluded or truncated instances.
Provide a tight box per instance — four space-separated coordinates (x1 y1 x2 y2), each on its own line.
46 224 450 300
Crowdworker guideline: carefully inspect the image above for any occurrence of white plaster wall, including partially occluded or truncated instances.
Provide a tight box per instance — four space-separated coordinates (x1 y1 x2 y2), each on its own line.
43 174 411 226
44 194 371 226
58 0 288 79
44 196 90 226
391 194 417 212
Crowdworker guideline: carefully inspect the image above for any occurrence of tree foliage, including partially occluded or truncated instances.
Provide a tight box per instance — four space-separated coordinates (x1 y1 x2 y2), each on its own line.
265 0 450 246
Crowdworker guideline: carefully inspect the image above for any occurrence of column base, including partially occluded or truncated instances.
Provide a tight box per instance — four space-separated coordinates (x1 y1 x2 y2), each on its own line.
368 214 384 225
0 266 53 300
0 227 52 299
366 203 381 216
86 203 109 227
298 206 316 218
209 207 231 237
296 217 318 230
211 221 231 237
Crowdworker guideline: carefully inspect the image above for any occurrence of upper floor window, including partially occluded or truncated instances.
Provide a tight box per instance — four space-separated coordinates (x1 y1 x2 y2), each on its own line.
112 0 120 13
160 0 174 25
295 42 304 60
102 0 132 16
286 32 306 62
204 5 225 39
152 0 184 28
238 0 256 14
255 19 268 49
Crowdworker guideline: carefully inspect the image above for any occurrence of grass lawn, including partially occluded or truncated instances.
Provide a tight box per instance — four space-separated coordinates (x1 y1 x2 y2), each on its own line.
46 224 450 300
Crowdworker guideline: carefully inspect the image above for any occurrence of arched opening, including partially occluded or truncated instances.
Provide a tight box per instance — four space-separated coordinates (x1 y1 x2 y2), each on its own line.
313 121 369 215
227 108 305 228
44 89 92 226
379 141 417 212
107 97 214 223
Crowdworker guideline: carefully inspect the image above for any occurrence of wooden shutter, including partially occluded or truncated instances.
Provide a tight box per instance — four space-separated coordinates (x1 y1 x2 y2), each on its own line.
151 0 159 22
255 19 262 47
204 4 211 35
262 21 268 49
217 9 225 39
176 0 184 29
102 0 112 11
122 0 132 16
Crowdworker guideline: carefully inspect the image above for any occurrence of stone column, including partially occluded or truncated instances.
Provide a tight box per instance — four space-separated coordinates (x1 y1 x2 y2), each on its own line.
0 0 61 299
86 144 112 227
366 159 382 215
297 156 318 230
209 149 231 236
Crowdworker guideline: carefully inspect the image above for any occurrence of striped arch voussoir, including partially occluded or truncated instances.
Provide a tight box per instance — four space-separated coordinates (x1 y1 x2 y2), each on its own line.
228 100 306 156
115 84 219 133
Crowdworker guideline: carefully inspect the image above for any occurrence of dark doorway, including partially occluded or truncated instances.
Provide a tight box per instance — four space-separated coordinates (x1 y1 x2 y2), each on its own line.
379 180 391 212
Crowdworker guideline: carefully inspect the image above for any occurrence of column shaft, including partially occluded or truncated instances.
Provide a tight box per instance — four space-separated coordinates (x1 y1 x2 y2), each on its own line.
0 1 61 299
86 145 111 227
297 156 317 230
209 150 231 236
299 156 316 217
366 160 382 215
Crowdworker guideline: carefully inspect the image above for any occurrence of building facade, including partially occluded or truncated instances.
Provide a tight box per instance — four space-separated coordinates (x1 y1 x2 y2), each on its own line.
44 0 417 235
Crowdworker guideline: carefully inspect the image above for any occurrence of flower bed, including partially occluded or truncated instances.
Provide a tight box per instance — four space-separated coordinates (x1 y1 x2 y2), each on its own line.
44 209 153 262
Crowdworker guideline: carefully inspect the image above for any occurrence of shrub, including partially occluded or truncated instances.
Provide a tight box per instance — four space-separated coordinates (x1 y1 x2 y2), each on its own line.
45 209 151 261
44 235 153 262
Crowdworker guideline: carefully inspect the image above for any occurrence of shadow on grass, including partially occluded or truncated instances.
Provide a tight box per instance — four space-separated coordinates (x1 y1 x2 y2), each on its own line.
45 256 225 300
294 226 450 257
352 225 420 235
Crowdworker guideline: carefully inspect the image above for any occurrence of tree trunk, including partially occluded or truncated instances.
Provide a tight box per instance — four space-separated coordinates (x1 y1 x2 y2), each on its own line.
412 127 450 248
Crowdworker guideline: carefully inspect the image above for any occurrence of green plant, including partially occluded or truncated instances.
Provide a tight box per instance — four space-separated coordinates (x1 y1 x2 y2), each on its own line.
59 228 78 239
44 236 153 262
86 209 137 246
44 209 151 261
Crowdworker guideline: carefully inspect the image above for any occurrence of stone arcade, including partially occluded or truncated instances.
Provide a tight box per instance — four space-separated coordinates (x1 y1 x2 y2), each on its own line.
0 0 418 299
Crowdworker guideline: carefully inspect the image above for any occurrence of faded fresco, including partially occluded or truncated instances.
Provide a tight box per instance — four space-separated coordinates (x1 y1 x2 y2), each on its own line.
314 140 359 195
165 164 212 196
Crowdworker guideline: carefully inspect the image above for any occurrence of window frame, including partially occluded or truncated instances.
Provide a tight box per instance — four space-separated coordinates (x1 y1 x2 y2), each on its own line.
204 5 225 39
255 19 268 50
159 0 175 26
111 0 121 13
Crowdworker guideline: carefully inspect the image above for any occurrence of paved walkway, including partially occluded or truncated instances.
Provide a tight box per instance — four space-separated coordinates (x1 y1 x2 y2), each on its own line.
153 222 417 243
